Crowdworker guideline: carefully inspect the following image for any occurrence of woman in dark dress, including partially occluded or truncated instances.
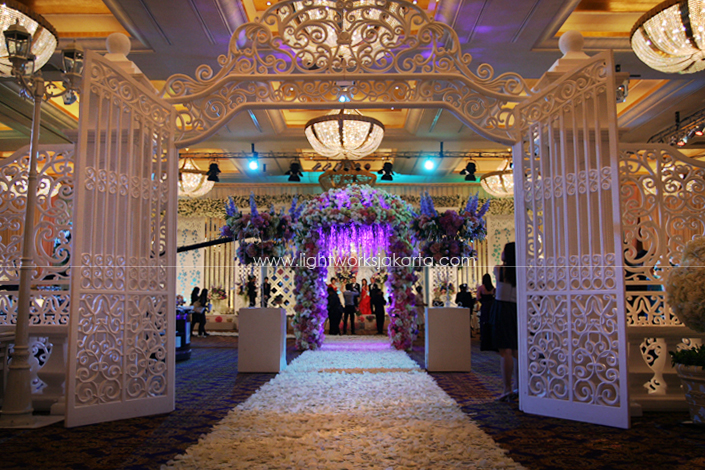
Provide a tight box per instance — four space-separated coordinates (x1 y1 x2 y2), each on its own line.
477 273 496 351
370 283 387 335
190 287 200 306
490 242 518 401
246 275 257 307
327 279 343 335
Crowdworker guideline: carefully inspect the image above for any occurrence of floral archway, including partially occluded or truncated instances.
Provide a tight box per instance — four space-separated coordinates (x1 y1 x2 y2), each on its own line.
292 185 418 351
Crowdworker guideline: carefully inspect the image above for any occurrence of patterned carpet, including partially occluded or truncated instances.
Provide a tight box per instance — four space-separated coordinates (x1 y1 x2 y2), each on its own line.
0 334 702 470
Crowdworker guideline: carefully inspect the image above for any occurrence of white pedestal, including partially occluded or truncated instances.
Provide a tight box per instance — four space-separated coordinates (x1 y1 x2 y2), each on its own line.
425 307 472 372
238 308 287 373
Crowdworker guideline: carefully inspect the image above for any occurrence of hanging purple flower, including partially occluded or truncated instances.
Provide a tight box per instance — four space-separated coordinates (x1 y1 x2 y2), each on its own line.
226 196 239 217
249 192 259 217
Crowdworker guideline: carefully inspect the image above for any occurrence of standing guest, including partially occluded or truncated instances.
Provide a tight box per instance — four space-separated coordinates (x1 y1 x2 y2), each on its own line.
359 278 371 317
192 288 210 337
342 283 359 335
455 283 476 334
262 277 271 307
414 285 426 331
246 275 257 307
327 279 343 335
477 273 496 351
491 242 518 401
190 287 200 306
370 283 387 335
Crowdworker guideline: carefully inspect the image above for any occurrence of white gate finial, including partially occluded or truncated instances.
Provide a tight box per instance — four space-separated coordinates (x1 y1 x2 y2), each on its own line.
103 32 155 92
548 31 591 73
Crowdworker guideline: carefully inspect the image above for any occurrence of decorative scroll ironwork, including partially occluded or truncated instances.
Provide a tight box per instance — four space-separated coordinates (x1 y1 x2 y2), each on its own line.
161 0 530 147
619 145 705 327
0 145 74 327
66 51 176 427
513 52 629 428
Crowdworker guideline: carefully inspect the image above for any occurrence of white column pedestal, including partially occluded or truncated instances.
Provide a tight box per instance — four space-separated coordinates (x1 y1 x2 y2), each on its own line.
425 307 472 372
238 308 287 373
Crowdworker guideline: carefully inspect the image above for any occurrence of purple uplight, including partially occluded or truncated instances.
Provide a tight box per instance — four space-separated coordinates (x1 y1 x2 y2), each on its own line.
319 223 390 258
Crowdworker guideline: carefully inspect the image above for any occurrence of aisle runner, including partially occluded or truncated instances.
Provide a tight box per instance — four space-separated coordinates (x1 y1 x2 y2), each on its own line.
163 337 523 469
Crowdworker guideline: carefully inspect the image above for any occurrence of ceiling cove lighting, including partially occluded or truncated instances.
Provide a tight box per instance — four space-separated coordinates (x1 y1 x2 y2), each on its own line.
305 109 385 160
631 0 705 74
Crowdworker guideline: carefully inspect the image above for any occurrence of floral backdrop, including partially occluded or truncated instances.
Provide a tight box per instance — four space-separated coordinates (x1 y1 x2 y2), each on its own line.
293 185 418 351
179 193 514 219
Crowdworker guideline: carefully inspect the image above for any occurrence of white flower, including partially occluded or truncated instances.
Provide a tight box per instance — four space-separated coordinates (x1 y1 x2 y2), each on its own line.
163 337 524 470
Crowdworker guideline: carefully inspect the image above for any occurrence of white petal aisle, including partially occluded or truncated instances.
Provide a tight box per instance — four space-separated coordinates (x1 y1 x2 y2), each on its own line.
163 337 523 470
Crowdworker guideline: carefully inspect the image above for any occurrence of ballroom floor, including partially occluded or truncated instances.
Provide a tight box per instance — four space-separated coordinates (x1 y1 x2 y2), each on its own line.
0 334 703 470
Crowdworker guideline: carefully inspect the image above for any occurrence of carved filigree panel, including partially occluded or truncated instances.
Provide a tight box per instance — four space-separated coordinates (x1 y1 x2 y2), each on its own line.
0 145 75 326
514 52 628 426
161 0 530 147
74 294 125 406
67 51 176 426
619 146 705 327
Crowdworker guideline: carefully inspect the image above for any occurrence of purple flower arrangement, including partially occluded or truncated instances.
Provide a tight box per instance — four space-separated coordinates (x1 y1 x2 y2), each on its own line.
414 192 490 263
222 193 299 265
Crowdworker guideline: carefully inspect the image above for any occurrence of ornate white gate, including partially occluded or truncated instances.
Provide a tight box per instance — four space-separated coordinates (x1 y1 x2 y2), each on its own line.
66 51 177 427
512 51 630 428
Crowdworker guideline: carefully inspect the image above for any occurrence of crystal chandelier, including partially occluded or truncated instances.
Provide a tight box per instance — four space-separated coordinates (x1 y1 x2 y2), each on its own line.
480 160 514 198
275 0 403 67
0 1 58 77
305 109 384 160
178 158 214 198
631 0 705 74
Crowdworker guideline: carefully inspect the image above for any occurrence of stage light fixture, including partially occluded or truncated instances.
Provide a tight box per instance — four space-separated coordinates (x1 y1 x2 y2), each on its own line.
286 161 303 181
378 161 394 181
460 161 476 181
206 162 221 182
423 158 435 170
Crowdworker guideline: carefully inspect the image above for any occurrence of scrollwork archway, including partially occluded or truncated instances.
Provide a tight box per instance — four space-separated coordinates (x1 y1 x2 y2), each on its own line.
160 0 531 147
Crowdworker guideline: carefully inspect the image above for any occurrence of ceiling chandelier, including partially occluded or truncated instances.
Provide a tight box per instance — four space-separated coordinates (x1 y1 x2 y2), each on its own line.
178 158 214 198
305 109 385 160
480 160 514 198
0 1 58 77
275 0 403 67
631 0 705 74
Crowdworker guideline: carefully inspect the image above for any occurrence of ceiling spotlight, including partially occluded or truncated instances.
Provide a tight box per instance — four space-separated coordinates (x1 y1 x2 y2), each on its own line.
311 162 322 171
378 161 394 181
206 162 221 182
695 125 705 137
322 163 332 171
364 163 371 171
423 158 435 171
677 138 687 147
286 161 303 182
248 142 259 170
460 161 476 181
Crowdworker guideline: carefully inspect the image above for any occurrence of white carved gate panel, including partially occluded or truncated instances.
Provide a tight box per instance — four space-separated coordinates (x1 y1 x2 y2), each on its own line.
513 52 629 428
66 51 177 427
619 144 705 407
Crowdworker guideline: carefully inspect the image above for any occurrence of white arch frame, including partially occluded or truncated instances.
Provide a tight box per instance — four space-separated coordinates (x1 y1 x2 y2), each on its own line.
160 0 531 147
